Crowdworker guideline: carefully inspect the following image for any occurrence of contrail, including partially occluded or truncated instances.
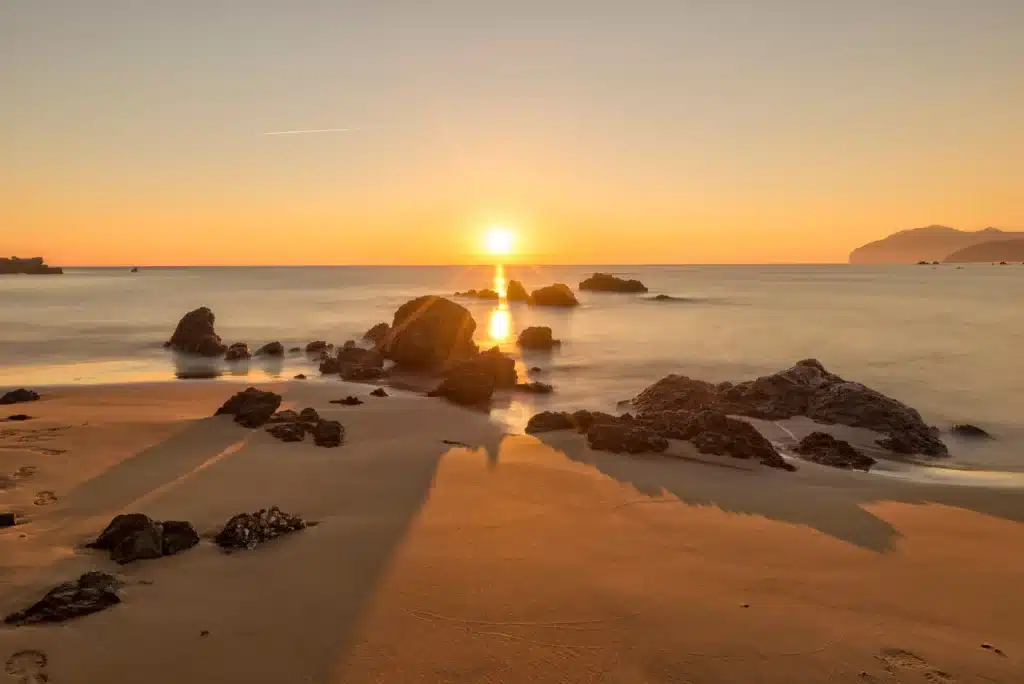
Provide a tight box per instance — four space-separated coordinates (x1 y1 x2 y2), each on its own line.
262 127 366 136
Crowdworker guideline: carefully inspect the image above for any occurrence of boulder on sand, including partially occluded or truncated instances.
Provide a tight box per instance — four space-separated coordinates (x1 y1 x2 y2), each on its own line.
1 388 39 405
428 369 494 406
311 419 344 447
214 507 306 550
166 307 227 356
794 432 876 471
524 411 575 434
5 572 121 626
87 513 199 564
214 388 282 428
506 279 530 301
224 342 251 361
267 421 306 442
579 272 648 293
530 283 579 307
383 296 478 368
517 326 560 350
255 341 285 357
635 409 793 470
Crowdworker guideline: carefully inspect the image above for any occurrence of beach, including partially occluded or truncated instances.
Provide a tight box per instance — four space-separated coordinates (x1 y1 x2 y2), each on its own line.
2 382 1021 683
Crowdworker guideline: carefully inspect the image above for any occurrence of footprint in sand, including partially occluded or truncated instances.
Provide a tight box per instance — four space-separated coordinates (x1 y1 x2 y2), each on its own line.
33 491 57 507
876 648 956 683
5 649 49 683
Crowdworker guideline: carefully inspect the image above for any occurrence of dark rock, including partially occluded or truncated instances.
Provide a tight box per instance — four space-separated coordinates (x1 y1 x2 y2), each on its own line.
5 572 121 626
88 513 156 551
335 346 385 381
342 340 357 350
6 414 32 421
579 272 648 293
214 506 306 550
632 375 720 413
160 521 200 556
1 389 40 405
214 388 283 428
651 294 686 301
517 326 560 350
524 411 576 433
255 341 285 357
267 422 306 442
319 356 342 374
297 407 320 423
330 396 364 406
224 342 251 361
571 410 622 433
446 346 517 388
636 410 793 470
506 279 530 301
294 374 307 380
587 422 668 454
951 423 992 438
311 419 344 447
289 346 302 353
530 366 543 372
515 381 554 394
1 512 15 527
363 322 391 345
530 283 579 307
917 260 930 265
268 409 299 423
454 288 500 300
306 340 332 352
370 388 388 397
428 369 494 406
793 432 875 471
383 296 478 368
166 307 227 356
88 513 196 563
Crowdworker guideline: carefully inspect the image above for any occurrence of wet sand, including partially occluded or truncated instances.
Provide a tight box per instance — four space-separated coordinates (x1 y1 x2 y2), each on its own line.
1 382 1021 683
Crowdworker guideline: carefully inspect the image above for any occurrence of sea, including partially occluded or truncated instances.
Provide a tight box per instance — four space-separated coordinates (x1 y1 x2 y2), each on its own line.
1 264 1021 473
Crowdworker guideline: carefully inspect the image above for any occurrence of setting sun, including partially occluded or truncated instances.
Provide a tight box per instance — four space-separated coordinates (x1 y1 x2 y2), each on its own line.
484 227 515 256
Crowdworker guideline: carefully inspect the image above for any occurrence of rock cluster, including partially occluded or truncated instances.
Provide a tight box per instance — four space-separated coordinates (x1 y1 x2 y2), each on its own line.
87 513 199 564
265 407 344 447
454 288 500 300
214 506 306 550
5 572 121 626
579 272 648 293
166 307 227 356
319 346 385 381
214 388 283 428
586 422 668 454
331 396 364 406
1 388 39 405
517 326 560 350
793 432 876 471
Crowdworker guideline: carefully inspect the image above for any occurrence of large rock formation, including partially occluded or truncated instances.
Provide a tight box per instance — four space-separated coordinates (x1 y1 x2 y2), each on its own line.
506 279 530 301
848 226 1023 264
166 307 227 356
382 296 478 368
530 283 579 307
517 326 560 350
0 256 63 275
632 359 946 456
579 272 648 293
214 388 282 428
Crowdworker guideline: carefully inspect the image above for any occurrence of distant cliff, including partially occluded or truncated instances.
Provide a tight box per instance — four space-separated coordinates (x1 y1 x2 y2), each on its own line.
0 257 63 275
848 226 1023 264
944 239 1024 263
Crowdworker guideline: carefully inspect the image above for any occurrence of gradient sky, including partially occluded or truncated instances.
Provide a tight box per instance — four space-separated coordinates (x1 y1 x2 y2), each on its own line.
2 1 1022 265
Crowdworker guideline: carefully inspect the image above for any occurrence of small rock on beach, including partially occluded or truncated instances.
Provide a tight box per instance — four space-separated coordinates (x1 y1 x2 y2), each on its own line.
5 572 122 626
214 507 306 550
214 388 283 428
1 389 40 405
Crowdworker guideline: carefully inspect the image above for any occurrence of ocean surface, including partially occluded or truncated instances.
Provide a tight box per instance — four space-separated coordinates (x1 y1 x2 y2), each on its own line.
1 264 1021 473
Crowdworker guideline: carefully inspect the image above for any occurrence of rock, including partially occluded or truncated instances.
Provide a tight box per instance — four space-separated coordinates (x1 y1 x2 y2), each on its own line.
524 411 576 433
515 381 554 394
255 341 285 357
89 513 157 551
268 409 299 423
363 322 391 345
342 340 356 350
587 422 668 454
0 256 63 275
636 409 793 470
224 342 251 361
214 507 306 550
632 375 721 413
214 388 283 428
530 366 543 372
5 572 121 626
579 272 648 293
383 296 478 368
570 410 622 433
298 407 320 423
1 512 15 527
5 414 32 421
267 421 306 442
311 419 344 447
530 283 579 307
951 423 992 438
1 389 40 405
428 369 494 406
160 521 200 556
166 307 227 356
651 294 686 301
294 374 307 380
517 326 560 350
331 396 364 405
319 357 341 374
794 432 875 471
454 288 500 300
506 279 530 301
335 346 385 381
370 388 388 397
446 346 517 388
88 513 198 563
306 340 332 352
917 260 930 265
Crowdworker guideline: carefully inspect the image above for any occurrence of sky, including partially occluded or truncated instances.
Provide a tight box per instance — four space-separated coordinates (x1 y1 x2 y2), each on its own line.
2 1 1022 265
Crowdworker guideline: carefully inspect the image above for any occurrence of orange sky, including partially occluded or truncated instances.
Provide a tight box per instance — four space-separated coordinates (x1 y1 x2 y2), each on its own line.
3 2 1022 266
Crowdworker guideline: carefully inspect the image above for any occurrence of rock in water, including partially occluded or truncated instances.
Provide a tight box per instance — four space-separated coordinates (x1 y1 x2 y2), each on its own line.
444 346 517 389
530 283 579 307
454 288 500 300
524 411 576 433
517 326 561 350
331 396 364 406
267 422 305 442
166 307 227 356
224 342 251 361
951 423 993 438
794 432 876 471
428 369 494 406
0 389 40 405
383 296 478 368
333 346 385 381
579 272 648 293
306 340 332 352
312 419 344 447
255 341 285 357
506 279 531 302
370 388 388 397
515 381 554 394
214 388 283 428
5 572 121 626
363 322 391 346
586 422 668 454
214 507 306 550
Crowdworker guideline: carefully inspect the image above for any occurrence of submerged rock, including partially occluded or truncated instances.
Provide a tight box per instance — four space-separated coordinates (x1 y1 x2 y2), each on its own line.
587 422 668 454
793 432 876 471
530 283 579 307
214 388 283 428
515 381 554 394
0 389 39 405
579 272 648 293
166 307 227 356
5 572 121 626
454 288 500 300
214 507 306 550
517 326 560 350
224 342 251 361
255 341 285 357
506 279 530 302
383 296 478 368
951 423 993 439
306 340 332 352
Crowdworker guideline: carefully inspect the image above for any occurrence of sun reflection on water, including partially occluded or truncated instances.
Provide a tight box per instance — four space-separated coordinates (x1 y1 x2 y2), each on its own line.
487 264 511 344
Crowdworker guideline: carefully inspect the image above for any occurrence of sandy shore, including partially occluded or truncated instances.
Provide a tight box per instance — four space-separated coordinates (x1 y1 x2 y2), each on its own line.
1 381 1021 683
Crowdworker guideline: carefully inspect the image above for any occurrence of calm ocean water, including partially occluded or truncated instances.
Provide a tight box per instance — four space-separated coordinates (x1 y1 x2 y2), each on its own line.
1 264 1021 472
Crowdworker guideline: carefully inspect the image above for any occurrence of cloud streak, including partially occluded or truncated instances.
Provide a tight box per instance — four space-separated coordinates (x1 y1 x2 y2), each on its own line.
262 127 367 136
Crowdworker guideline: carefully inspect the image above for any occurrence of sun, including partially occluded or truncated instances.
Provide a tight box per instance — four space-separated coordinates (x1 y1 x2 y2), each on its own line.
484 226 515 256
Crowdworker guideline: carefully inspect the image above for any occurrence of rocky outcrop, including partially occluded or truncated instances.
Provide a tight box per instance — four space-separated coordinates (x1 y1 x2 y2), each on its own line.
5 572 120 626
517 326 560 350
586 422 668 454
214 388 282 428
255 341 285 357
0 256 62 275
166 307 227 356
793 432 875 471
214 507 306 550
0 389 39 405
635 409 793 469
530 283 579 307
951 423 992 438
266 408 342 446
383 296 478 368
87 513 199 564
363 322 390 345
632 359 946 457
506 279 530 301
224 342 251 361
579 273 648 293
454 288 500 300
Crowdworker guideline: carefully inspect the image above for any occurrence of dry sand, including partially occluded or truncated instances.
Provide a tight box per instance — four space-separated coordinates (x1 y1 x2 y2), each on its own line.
1 382 1021 683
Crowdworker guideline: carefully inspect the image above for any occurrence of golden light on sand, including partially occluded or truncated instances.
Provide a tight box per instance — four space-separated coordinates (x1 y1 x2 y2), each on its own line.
484 226 515 257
